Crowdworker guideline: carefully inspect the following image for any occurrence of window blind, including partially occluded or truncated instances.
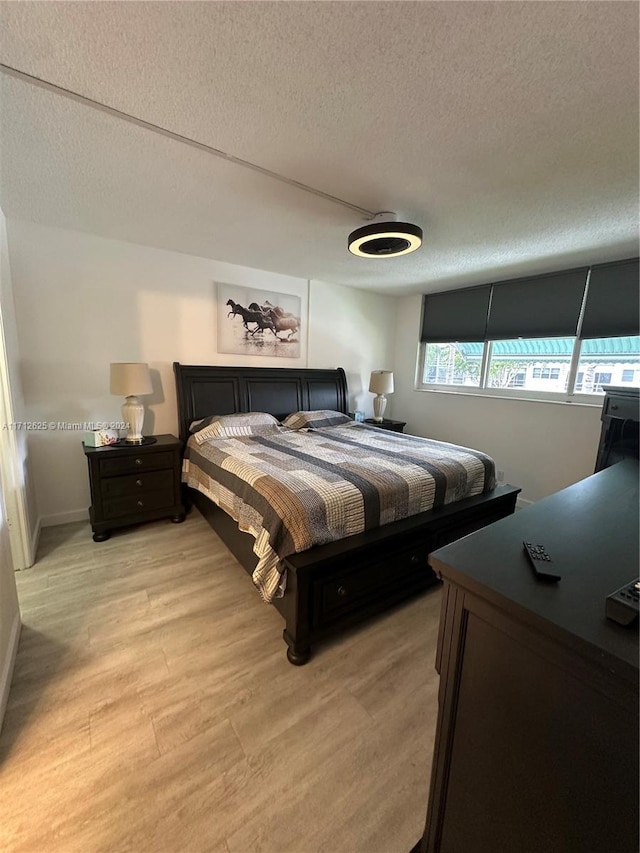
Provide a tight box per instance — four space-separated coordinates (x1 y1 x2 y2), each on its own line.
420 285 491 343
581 258 639 339
485 268 588 340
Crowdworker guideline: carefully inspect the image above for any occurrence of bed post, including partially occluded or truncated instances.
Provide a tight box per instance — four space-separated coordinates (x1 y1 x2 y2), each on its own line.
279 561 312 665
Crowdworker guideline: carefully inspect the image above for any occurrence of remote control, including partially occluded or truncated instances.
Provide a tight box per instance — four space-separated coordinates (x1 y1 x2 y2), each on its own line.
606 579 639 626
523 542 561 582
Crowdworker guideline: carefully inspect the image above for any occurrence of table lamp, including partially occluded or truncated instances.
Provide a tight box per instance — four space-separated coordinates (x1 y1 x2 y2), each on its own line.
110 362 153 444
369 370 394 422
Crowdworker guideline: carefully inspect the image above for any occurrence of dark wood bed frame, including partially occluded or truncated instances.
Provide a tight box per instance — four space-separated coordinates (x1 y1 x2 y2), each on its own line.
174 362 520 665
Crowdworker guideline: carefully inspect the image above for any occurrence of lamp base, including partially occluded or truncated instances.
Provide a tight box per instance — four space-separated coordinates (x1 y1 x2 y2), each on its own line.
115 436 157 447
121 395 146 443
372 394 387 422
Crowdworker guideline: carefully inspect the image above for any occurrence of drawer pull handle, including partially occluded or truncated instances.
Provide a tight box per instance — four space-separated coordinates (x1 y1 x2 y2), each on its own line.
610 404 619 411
135 458 143 466
137 500 144 507
337 585 347 597
136 479 142 487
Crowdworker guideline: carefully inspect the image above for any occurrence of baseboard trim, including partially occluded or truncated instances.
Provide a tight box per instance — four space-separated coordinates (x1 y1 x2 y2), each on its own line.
41 509 89 528
28 515 41 566
516 496 534 511
0 612 21 735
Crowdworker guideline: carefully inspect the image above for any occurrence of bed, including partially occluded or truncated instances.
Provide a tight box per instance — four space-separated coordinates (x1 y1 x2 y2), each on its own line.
174 363 520 664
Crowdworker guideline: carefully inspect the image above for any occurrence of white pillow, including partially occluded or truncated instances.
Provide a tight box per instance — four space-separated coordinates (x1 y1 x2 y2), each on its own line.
191 412 281 444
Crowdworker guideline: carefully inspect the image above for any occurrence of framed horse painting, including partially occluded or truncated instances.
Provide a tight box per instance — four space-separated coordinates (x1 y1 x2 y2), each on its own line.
216 283 303 359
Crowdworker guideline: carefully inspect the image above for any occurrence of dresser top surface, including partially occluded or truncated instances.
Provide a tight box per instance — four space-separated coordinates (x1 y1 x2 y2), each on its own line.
429 460 639 674
83 433 179 456
602 385 640 400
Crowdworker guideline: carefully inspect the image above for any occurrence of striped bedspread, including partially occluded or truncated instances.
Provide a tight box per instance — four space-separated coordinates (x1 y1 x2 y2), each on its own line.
183 422 496 602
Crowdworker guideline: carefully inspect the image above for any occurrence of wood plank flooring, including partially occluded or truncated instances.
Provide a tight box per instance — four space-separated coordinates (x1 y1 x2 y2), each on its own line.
0 511 441 853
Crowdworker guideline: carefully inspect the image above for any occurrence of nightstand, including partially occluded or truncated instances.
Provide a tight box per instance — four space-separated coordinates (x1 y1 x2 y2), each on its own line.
364 418 406 433
83 434 185 542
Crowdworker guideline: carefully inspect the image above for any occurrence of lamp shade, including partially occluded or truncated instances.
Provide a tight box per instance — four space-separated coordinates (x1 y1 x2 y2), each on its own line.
369 370 394 395
110 362 152 396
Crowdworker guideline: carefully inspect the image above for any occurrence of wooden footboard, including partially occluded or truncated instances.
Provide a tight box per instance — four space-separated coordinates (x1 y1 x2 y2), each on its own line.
190 484 520 664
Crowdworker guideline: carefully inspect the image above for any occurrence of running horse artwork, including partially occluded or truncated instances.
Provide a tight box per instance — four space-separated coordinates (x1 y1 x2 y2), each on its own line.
226 300 277 336
218 284 302 358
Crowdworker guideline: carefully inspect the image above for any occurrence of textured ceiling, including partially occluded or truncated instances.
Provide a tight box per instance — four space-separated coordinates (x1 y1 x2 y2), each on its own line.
0 1 638 294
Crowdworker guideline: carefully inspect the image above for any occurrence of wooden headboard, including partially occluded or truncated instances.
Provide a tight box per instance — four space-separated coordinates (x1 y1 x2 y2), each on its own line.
173 363 349 443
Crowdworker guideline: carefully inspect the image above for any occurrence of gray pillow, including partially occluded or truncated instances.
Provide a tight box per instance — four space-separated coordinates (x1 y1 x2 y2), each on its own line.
282 410 351 430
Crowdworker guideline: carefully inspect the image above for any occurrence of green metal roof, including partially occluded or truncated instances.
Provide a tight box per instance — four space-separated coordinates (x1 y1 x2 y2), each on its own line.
455 336 640 360
581 336 640 355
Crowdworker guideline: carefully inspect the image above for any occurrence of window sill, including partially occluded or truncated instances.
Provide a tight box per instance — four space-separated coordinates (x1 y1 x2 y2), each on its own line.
413 385 603 408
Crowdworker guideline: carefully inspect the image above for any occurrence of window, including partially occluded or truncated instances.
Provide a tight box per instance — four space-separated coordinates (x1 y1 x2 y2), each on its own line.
419 257 639 401
423 343 481 387
486 339 571 393
532 367 561 380
576 337 640 394
422 337 640 397
593 372 612 392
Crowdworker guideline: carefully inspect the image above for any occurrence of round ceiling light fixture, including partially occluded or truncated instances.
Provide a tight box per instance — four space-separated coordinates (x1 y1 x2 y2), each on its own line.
348 212 423 258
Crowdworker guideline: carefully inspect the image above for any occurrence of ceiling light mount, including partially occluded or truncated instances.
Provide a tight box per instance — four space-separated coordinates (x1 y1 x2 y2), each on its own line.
348 212 423 259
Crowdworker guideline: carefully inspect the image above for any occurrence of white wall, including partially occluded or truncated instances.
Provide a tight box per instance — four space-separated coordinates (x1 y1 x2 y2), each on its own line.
0 211 22 730
393 295 602 503
0 460 20 733
6 220 393 526
0 208 38 564
308 279 395 415
0 452 21 731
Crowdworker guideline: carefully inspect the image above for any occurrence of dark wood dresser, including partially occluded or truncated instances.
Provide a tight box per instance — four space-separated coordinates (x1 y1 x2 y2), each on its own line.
594 385 639 472
84 434 185 541
417 460 639 853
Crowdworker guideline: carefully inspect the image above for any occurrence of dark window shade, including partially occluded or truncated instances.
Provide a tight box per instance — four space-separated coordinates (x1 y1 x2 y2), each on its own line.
421 286 491 343
581 258 639 339
486 268 588 340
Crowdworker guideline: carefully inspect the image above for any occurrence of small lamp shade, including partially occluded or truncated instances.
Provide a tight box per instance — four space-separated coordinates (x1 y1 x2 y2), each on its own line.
369 370 394 395
110 363 152 397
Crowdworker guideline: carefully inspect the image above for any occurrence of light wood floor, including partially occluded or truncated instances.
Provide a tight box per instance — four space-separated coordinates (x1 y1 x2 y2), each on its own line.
0 510 441 853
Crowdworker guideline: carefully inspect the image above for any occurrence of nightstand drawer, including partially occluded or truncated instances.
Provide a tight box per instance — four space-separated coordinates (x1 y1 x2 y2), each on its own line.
102 488 176 520
99 451 174 477
100 469 174 499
